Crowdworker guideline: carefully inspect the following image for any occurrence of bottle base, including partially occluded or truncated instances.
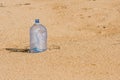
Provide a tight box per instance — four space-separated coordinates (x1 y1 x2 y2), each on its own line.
30 48 47 53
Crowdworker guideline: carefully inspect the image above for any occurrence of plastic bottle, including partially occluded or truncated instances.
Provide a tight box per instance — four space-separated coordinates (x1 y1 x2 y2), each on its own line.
30 19 47 53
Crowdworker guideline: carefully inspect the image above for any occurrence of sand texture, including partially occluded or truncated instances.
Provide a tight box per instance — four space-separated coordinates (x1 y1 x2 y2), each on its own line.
0 0 120 80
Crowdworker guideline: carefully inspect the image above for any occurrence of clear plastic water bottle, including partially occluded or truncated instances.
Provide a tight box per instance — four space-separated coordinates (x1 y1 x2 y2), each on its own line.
30 19 47 53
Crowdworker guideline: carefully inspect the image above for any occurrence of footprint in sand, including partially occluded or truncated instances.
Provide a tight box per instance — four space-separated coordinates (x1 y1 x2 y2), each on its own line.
0 3 5 7
52 3 68 17
48 44 60 51
16 3 31 6
52 4 67 10
88 0 96 1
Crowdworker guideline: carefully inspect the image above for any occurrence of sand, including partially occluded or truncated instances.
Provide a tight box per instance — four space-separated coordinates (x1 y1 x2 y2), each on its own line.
0 0 120 79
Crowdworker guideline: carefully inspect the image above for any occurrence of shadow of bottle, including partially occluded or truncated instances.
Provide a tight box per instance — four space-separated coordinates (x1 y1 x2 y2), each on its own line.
5 48 30 53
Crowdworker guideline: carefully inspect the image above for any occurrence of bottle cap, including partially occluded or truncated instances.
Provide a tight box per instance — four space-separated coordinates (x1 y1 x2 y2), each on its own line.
35 19 40 23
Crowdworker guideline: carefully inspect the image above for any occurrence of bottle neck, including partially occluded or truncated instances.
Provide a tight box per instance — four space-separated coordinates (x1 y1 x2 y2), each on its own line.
35 23 40 25
33 23 40 27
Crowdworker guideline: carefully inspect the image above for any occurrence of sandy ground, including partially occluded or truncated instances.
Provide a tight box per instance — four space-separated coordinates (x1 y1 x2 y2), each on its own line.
0 0 120 80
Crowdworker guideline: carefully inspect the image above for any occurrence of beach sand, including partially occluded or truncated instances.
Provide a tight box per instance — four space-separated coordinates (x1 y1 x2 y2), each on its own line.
0 0 120 79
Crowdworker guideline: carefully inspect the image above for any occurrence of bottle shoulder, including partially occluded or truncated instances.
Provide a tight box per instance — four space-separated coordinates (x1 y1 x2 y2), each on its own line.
30 24 47 32
40 24 47 30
